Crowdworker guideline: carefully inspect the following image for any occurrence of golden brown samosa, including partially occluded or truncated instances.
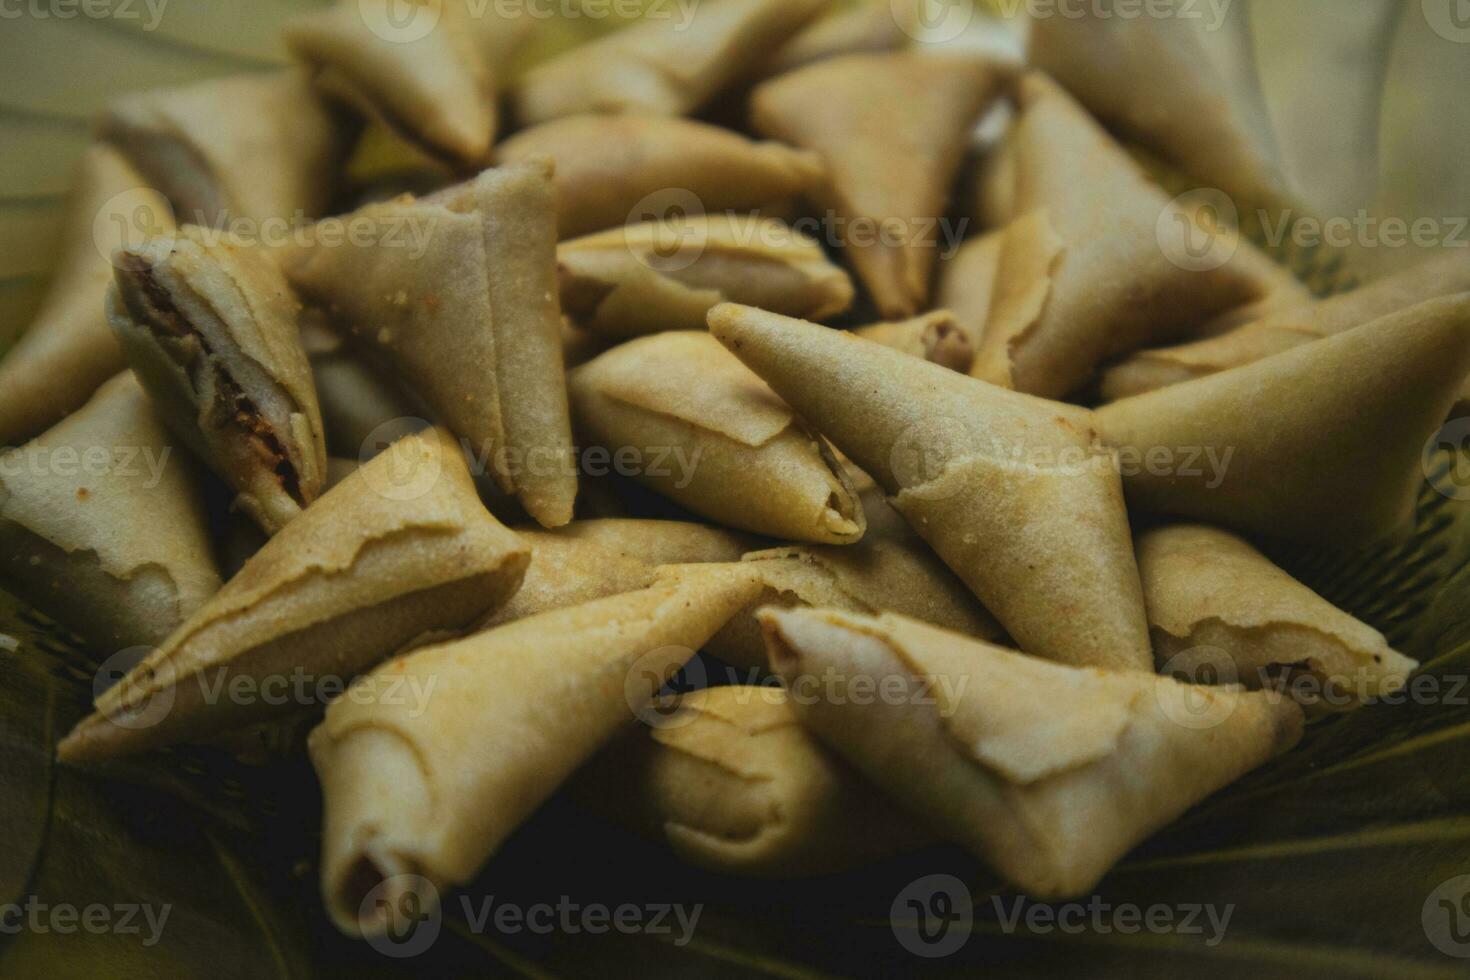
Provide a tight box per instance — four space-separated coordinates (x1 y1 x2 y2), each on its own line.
570 331 864 544
98 71 349 228
1095 295 1470 544
559 213 853 337
0 373 220 653
935 230 1002 363
286 159 577 528
285 0 531 168
310 563 763 937
975 74 1274 398
761 607 1304 897
487 518 755 627
764 2 907 77
496 115 825 239
109 228 327 535
0 146 174 447
853 310 974 372
582 686 928 877
709 303 1152 672
1028 2 1291 214
750 52 1003 318
1137 524 1417 712
57 429 530 763
513 0 829 126
1101 251 1470 401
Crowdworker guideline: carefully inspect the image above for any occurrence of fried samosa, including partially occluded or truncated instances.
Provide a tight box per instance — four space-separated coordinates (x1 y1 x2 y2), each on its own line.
487 518 755 627
581 686 928 877
1137 524 1417 712
513 0 829 126
1095 295 1470 544
285 0 522 168
1101 251 1470 401
750 52 1003 318
761 607 1304 897
709 303 1151 672
0 373 220 653
310 563 763 937
764 2 907 77
935 231 1002 364
98 71 348 228
109 228 327 535
0 146 174 447
1028 2 1291 213
974 74 1274 398
286 159 577 528
559 213 853 337
496 115 825 239
57 429 530 763
570 331 865 544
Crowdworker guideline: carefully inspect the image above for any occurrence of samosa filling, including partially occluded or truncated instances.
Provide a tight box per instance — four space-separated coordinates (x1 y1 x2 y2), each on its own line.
119 257 303 504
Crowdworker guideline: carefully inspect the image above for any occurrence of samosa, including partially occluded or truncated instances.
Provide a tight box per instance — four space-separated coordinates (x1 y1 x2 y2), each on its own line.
286 159 577 528
109 227 327 535
761 607 1304 897
581 686 928 877
497 115 825 239
559 213 853 337
0 373 220 653
57 429 530 763
285 0 529 168
98 71 349 228
570 331 865 544
0 146 173 447
975 74 1278 398
854 310 974 373
750 51 1003 318
513 0 829 125
1137 524 1417 712
1095 294 1470 544
709 303 1152 672
310 563 762 937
